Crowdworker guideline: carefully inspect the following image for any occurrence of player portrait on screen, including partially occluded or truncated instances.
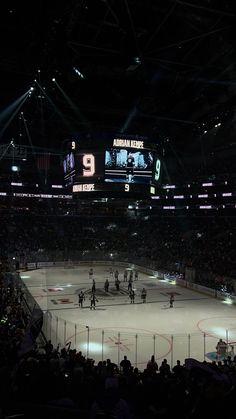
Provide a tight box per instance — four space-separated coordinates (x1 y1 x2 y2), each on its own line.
105 148 153 184
126 152 135 183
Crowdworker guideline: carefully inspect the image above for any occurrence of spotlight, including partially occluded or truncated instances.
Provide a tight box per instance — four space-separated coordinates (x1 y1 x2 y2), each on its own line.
73 67 84 79
134 56 141 64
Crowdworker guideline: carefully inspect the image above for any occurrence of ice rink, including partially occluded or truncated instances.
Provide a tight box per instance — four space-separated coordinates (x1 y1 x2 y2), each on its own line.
20 264 236 370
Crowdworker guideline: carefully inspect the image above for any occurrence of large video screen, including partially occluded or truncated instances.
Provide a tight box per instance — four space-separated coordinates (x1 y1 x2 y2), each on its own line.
105 148 153 184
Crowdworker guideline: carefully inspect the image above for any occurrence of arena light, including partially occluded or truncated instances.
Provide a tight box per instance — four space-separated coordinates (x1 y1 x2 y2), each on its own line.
11 182 23 186
134 56 141 64
73 67 84 79
163 185 176 189
11 165 19 172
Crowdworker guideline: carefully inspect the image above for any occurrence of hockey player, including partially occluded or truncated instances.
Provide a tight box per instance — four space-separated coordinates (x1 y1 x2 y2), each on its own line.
216 338 227 360
169 293 174 308
115 277 120 291
129 289 135 304
128 278 133 292
104 279 109 292
92 279 96 294
141 288 147 303
135 270 139 281
78 290 85 308
90 293 98 310
129 270 133 282
126 152 135 183
124 270 128 282
89 268 93 279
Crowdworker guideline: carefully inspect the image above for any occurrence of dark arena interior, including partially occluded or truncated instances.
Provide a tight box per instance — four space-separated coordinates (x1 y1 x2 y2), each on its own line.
1 1 236 419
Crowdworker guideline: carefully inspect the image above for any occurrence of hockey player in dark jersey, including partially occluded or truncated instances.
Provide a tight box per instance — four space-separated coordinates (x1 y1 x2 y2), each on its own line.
115 277 120 291
78 291 85 308
92 279 96 294
129 289 135 304
90 293 98 310
169 293 174 308
141 288 147 303
104 279 109 292
126 153 135 183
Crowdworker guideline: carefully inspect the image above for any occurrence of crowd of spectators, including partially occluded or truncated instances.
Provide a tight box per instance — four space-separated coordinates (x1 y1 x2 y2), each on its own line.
0 211 235 281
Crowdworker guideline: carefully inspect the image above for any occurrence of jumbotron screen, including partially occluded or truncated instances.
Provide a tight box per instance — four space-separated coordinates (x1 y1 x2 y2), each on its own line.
105 148 153 184
64 135 161 196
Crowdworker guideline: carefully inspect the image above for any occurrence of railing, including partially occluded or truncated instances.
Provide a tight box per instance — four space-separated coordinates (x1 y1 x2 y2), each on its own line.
16 273 47 348
42 310 235 370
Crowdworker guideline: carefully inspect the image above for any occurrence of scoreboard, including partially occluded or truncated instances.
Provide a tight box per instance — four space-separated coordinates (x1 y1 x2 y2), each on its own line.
63 135 161 197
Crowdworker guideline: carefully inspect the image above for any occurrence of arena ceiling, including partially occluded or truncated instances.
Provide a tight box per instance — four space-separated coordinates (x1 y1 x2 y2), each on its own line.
0 0 235 180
